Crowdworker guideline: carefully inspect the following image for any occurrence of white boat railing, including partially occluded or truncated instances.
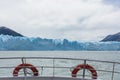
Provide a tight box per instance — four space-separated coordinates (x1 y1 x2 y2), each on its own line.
0 57 119 80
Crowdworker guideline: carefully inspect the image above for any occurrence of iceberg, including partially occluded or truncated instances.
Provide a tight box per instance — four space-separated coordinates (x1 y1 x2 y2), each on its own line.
0 35 120 51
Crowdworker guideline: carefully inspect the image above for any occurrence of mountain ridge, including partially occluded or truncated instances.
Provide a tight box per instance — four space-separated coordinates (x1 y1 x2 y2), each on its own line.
0 26 120 42
0 26 23 37
101 32 120 42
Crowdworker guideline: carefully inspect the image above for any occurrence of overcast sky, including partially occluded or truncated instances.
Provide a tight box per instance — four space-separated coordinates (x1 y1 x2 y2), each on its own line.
0 0 120 41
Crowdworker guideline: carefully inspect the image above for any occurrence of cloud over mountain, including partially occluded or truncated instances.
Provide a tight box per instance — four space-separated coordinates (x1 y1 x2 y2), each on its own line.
103 0 120 8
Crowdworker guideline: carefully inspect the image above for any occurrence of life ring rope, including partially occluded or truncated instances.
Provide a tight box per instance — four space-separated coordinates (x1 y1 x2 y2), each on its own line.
13 63 39 76
71 64 97 79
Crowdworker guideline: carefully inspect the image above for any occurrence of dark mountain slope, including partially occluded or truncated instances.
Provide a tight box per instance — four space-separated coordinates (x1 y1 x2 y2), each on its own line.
0 26 23 37
101 32 120 41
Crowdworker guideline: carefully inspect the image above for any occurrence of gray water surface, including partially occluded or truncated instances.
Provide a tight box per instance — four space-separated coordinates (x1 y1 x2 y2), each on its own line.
0 51 119 62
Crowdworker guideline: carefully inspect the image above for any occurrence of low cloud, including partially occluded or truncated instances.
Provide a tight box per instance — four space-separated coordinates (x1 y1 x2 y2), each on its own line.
0 0 120 41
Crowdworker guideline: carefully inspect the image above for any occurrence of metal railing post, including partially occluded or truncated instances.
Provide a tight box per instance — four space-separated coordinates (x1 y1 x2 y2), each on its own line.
22 57 27 80
53 59 55 77
112 62 115 80
83 60 86 79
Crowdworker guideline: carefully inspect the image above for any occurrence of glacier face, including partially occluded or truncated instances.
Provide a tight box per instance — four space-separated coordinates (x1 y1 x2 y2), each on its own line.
0 35 120 50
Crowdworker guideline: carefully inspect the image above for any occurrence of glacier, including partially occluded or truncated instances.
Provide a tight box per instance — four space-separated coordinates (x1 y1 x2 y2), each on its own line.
0 35 120 50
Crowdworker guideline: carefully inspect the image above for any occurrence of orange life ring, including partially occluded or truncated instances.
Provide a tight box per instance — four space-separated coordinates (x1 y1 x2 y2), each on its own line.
13 63 39 76
72 64 97 79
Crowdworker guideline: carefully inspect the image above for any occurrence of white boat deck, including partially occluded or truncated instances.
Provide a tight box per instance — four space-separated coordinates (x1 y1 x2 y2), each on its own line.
0 76 93 80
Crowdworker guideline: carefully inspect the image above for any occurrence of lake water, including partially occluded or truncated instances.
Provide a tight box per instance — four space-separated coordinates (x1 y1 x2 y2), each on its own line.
0 51 120 80
0 51 120 62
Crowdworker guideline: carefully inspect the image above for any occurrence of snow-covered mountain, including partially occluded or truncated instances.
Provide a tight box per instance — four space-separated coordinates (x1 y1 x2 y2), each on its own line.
0 35 120 50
